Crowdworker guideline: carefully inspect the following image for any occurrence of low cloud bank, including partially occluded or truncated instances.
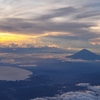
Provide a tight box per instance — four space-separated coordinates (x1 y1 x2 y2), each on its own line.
31 83 100 100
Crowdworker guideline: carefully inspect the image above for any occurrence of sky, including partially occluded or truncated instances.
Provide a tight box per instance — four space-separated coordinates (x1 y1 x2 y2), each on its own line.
0 0 100 52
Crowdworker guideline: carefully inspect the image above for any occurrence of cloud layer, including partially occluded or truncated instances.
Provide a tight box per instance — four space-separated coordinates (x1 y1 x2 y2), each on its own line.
0 0 100 50
31 83 100 100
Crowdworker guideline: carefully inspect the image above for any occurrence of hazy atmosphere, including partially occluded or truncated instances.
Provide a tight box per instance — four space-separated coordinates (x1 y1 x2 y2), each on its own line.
0 0 100 100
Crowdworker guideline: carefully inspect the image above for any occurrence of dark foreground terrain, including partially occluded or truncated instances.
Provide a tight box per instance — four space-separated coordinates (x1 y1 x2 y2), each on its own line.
0 59 100 100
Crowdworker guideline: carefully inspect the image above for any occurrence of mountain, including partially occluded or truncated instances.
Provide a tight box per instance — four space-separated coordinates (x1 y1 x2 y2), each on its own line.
67 49 100 60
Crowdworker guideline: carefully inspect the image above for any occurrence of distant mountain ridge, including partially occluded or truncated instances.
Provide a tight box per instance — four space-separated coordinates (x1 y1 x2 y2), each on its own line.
67 49 100 60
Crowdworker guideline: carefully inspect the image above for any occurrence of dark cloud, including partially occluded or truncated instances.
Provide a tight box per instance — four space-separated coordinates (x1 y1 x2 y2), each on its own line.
40 22 98 40
35 5 100 21
0 18 44 34
0 1 99 43
0 17 99 40
35 7 76 21
0 47 69 54
75 10 100 19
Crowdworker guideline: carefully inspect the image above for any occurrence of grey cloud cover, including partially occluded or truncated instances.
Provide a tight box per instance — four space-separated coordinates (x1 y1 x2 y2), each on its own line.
0 0 100 49
0 1 99 39
0 17 98 40
35 7 76 21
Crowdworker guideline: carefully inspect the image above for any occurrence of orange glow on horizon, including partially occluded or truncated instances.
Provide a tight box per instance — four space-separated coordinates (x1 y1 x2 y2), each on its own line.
0 33 36 44
0 33 49 47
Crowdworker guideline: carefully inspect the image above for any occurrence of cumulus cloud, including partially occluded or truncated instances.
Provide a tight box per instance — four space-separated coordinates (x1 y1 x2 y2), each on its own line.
77 83 100 94
32 91 98 100
31 83 100 100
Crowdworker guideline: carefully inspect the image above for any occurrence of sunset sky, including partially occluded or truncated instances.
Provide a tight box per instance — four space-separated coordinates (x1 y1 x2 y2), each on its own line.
0 0 100 52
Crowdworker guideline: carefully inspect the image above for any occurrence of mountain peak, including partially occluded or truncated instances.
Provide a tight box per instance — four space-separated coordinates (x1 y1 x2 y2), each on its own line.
67 49 100 60
76 49 94 54
80 49 91 52
81 49 89 51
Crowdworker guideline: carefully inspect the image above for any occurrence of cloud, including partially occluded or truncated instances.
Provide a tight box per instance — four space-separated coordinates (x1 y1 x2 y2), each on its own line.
74 9 100 20
90 38 100 45
35 7 76 21
32 91 98 100
31 83 100 100
76 83 90 87
0 17 98 40
0 47 68 54
0 3 99 41
0 0 100 50
77 83 100 93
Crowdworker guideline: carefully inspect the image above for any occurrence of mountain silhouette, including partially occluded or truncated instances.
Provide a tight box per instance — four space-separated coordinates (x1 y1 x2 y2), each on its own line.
67 49 100 60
